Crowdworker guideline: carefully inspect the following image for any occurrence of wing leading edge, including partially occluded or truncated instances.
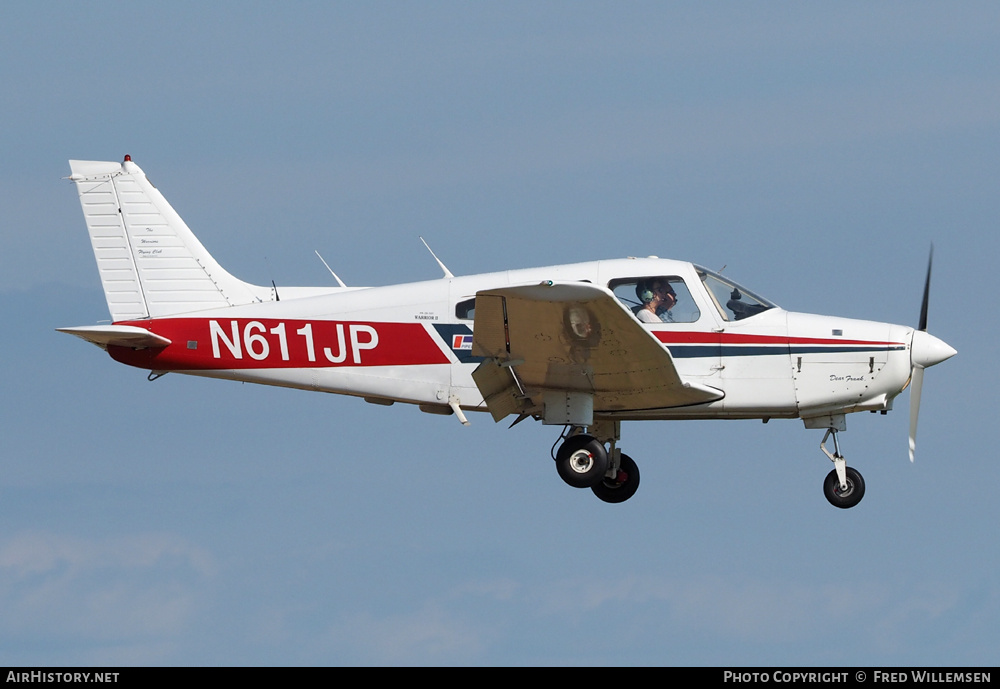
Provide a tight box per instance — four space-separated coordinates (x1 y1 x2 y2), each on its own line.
471 282 723 422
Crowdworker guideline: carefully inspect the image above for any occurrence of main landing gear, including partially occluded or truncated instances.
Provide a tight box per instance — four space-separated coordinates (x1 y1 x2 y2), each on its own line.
552 422 641 504
820 427 865 509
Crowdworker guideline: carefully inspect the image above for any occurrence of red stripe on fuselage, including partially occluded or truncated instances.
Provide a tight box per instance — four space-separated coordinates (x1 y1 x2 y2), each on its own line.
107 318 450 370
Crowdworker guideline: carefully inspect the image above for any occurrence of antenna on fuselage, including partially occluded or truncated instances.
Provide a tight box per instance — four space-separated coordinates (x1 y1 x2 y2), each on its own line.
265 256 279 301
419 237 454 279
314 250 347 287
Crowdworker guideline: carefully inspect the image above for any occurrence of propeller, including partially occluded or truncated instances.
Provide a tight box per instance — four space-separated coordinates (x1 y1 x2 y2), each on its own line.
908 246 957 461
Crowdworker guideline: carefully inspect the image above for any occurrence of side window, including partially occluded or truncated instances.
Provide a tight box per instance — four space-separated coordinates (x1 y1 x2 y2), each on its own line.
608 276 700 324
455 297 475 321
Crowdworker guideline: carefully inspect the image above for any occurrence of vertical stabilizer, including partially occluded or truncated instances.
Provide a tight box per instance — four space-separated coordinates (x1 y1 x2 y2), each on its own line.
68 157 270 321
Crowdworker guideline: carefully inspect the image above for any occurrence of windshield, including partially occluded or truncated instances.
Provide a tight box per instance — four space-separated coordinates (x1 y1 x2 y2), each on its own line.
695 266 777 321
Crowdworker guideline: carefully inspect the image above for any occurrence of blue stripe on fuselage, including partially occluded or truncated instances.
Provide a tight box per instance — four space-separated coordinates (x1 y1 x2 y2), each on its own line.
667 345 906 359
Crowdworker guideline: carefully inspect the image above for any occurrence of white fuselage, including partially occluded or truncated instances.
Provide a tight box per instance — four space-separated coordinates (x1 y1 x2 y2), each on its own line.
106 257 915 424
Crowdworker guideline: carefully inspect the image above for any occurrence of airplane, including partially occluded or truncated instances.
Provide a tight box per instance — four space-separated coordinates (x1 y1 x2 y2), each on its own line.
59 156 957 506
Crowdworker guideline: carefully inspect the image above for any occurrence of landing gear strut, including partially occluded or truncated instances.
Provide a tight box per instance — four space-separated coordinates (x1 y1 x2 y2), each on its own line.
553 422 641 503
820 427 865 509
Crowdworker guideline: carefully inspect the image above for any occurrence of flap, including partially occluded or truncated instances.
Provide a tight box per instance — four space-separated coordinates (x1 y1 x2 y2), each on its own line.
472 282 722 416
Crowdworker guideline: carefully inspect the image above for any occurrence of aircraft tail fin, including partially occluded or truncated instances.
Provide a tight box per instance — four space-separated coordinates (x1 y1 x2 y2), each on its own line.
67 157 271 321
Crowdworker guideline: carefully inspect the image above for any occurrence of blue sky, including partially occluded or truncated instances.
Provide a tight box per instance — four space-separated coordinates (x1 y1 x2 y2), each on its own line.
1 2 997 665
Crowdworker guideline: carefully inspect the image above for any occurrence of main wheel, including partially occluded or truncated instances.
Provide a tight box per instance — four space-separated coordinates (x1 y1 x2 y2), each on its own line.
555 435 609 488
823 466 865 509
591 453 640 503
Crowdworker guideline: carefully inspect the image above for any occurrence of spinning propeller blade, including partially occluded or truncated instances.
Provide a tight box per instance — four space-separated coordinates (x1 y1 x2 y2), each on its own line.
907 246 956 462
918 246 932 332
908 366 924 463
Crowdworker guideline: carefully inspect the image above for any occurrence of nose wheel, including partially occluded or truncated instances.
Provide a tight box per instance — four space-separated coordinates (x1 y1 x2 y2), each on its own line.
820 427 865 509
823 466 865 509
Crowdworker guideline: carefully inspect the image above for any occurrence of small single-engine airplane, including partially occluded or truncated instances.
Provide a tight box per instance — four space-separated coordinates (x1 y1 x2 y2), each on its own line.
60 157 956 506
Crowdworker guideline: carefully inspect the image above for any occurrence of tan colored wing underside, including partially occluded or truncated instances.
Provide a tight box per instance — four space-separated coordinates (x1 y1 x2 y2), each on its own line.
471 282 722 418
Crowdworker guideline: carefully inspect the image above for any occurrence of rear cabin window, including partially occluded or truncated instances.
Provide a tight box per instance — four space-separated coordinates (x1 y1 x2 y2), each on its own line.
455 298 475 320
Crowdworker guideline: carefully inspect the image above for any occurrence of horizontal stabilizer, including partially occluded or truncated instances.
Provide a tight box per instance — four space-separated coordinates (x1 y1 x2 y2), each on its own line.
57 325 172 350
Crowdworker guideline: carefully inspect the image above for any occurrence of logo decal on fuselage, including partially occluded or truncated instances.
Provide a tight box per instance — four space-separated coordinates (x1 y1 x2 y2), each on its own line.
432 324 484 364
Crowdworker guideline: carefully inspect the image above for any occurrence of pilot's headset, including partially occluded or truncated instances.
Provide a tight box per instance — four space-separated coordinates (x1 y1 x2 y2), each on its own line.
636 280 656 304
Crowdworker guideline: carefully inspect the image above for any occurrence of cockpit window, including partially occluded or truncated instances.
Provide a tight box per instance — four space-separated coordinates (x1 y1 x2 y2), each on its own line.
696 266 776 321
609 276 700 324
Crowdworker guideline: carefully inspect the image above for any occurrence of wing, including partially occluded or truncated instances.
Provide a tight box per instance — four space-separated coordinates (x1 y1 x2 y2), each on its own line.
471 282 723 422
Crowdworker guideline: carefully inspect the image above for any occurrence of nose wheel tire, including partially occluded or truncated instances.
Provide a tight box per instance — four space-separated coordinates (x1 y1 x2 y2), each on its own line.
823 466 865 509
555 435 609 488
591 453 640 503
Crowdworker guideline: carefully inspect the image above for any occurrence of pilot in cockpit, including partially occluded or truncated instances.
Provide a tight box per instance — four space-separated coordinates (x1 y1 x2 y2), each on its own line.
634 278 677 323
